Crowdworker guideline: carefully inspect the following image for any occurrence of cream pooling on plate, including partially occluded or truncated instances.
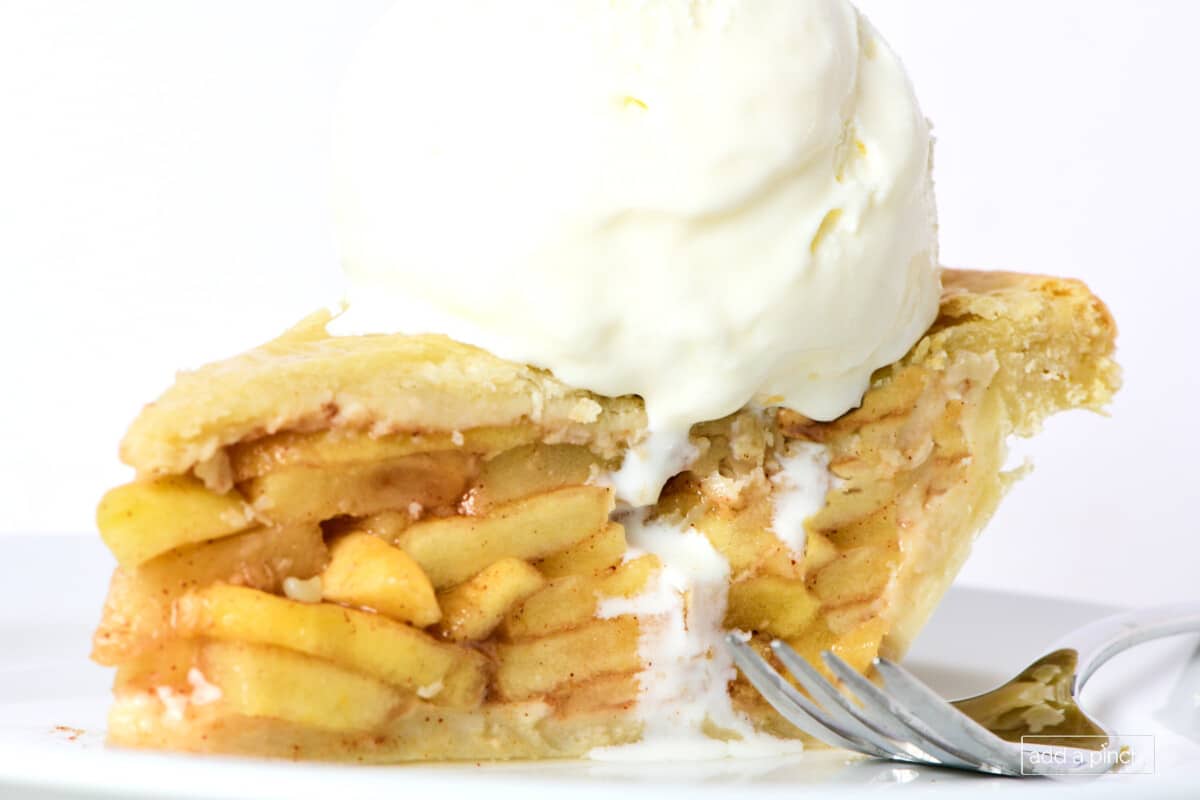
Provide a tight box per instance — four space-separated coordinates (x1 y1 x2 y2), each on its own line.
330 0 941 494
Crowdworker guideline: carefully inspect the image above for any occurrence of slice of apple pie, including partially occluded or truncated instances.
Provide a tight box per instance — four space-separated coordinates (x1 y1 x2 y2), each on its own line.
91 269 1118 761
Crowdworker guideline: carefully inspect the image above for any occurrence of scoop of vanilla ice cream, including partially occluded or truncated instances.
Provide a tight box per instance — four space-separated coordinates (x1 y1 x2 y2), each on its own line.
331 0 939 437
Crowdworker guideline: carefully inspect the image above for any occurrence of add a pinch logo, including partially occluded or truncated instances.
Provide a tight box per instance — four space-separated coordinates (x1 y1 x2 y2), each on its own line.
1020 735 1155 776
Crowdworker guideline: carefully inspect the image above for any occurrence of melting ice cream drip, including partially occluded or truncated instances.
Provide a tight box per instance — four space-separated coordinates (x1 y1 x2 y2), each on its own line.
589 510 805 760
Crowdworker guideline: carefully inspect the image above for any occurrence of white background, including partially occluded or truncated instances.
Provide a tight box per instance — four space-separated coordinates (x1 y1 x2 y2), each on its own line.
0 1 1196 608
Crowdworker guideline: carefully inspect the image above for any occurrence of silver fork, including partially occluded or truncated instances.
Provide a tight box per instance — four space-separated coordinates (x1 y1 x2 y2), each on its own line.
726 604 1200 776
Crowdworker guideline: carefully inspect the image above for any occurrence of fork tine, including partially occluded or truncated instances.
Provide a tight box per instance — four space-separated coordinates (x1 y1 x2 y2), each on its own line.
769 641 933 765
723 634 888 757
820 652 1000 774
874 658 1022 774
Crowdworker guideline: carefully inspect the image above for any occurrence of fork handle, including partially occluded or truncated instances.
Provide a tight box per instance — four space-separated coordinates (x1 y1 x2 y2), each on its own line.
1051 603 1200 690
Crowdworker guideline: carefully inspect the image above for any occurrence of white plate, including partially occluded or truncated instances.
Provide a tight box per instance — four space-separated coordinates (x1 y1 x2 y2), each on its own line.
1 534 1197 799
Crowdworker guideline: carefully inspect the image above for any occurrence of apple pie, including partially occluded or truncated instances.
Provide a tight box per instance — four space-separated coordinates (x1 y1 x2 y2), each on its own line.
91 269 1118 761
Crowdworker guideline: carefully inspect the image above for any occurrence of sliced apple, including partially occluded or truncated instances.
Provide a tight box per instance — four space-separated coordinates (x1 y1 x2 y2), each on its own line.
93 523 325 665
467 443 602 512
200 641 410 732
97 475 255 567
435 558 545 642
395 485 613 588
321 532 440 626
242 451 474 526
534 521 627 579
177 584 486 707
228 425 537 482
501 554 658 640
495 616 642 701
725 574 820 638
